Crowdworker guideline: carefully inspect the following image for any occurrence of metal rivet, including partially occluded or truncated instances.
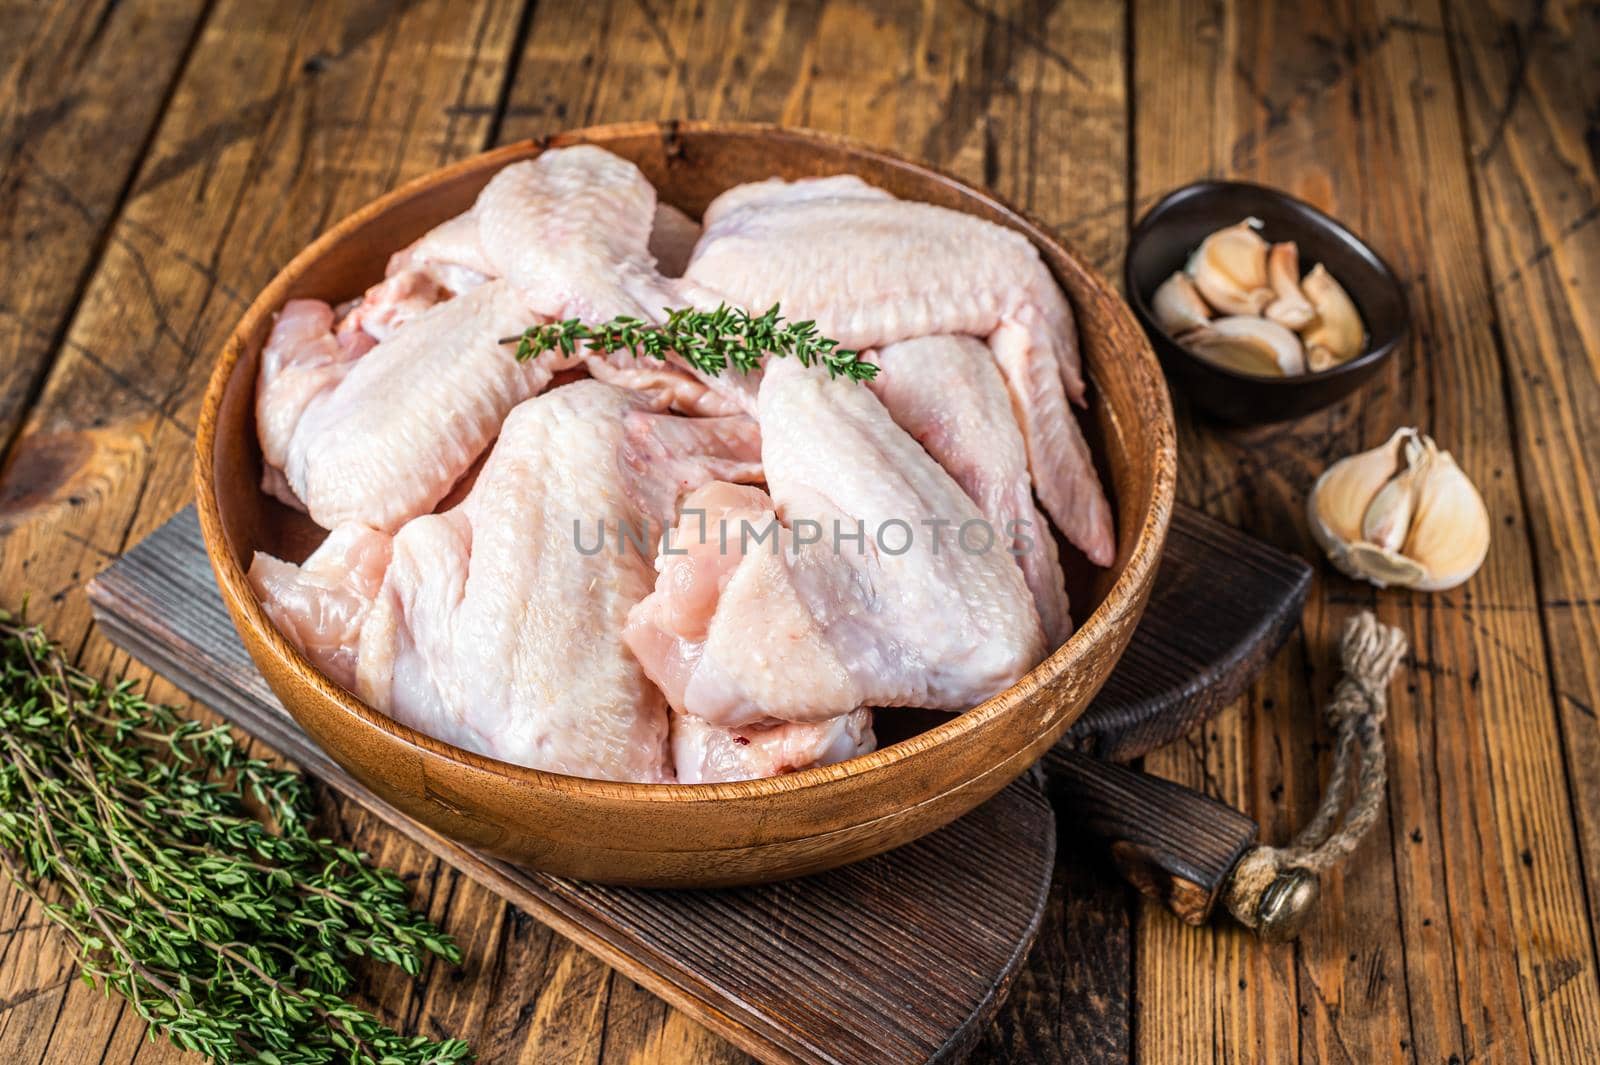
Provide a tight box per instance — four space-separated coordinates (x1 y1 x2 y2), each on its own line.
1256 867 1320 942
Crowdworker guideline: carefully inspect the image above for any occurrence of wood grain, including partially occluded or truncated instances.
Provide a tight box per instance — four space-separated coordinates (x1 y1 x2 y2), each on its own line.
1449 0 1600 1003
3 0 1598 1062
1131 2 1600 1064
0 0 210 453
1046 750 1256 926
1065 505 1312 761
0 0 530 1060
88 488 1308 1062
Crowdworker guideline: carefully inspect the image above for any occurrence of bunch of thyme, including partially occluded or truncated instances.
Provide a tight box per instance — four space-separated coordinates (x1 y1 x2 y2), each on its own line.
502 303 878 381
0 610 471 1064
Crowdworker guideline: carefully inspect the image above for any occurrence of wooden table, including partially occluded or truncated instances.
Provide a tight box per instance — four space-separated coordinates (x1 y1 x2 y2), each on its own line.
2 1 1597 1061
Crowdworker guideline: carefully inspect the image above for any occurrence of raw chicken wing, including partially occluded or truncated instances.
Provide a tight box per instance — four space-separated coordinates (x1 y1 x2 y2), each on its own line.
672 710 875 785
869 335 1073 646
625 360 1047 727
684 175 1115 565
258 146 711 532
251 381 766 782
258 279 566 531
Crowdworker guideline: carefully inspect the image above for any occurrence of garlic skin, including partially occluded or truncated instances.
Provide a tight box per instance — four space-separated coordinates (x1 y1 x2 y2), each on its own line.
1181 315 1306 376
1186 220 1274 316
1264 242 1316 329
1306 343 1344 373
1301 264 1365 368
1308 428 1490 591
1152 271 1212 336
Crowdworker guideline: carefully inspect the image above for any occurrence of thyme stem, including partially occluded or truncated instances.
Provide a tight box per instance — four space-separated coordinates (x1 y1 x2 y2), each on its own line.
500 303 878 382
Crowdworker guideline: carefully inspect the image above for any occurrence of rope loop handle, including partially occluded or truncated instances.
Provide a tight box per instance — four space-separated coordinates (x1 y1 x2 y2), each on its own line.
1224 611 1408 938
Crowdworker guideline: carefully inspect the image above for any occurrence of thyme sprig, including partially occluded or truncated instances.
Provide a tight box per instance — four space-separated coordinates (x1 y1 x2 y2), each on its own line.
500 303 878 381
0 610 471 1065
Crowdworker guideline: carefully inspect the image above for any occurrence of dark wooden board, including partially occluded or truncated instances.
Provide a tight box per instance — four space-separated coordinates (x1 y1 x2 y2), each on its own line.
87 501 1310 1063
1047 505 1311 924
1063 504 1312 762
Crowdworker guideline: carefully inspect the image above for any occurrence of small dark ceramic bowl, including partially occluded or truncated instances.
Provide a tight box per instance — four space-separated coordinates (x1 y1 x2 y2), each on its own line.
1126 180 1409 425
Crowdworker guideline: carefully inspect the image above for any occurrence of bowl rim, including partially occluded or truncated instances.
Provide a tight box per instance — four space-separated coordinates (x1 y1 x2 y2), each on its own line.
194 119 1176 803
1125 178 1410 388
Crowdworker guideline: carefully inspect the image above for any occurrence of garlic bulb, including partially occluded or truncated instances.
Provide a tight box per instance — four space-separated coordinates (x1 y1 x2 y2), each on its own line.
1308 428 1490 591
1181 315 1306 376
1152 271 1212 335
1186 220 1274 315
1264 242 1316 329
1301 264 1364 368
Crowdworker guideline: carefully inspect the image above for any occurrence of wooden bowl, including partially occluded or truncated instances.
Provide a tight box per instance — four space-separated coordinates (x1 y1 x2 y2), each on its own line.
1125 180 1409 425
195 122 1176 887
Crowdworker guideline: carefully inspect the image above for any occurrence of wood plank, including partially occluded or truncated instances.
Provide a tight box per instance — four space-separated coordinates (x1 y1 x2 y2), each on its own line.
497 2 1134 1058
0 0 528 1061
2 3 1140 1059
1132 1 1600 1063
1448 0 1600 998
0 0 211 456
1131 4 1318 1059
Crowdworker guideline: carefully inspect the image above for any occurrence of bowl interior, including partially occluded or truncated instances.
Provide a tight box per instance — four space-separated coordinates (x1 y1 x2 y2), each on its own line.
203 123 1175 798
1126 180 1409 389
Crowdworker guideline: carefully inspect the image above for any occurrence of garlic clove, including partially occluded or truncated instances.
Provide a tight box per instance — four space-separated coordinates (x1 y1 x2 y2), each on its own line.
1182 331 1282 376
1360 432 1431 551
1264 242 1316 329
1181 315 1307 376
1301 264 1365 366
1306 344 1343 372
1310 428 1414 547
1400 448 1491 590
1152 271 1212 335
1186 220 1274 316
1307 428 1490 591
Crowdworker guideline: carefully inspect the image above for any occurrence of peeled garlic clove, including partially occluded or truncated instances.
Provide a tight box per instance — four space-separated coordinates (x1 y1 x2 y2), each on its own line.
1186 220 1274 316
1307 428 1490 591
1182 315 1306 376
1183 331 1282 376
1152 271 1212 335
1264 242 1316 329
1360 464 1419 551
1301 264 1365 366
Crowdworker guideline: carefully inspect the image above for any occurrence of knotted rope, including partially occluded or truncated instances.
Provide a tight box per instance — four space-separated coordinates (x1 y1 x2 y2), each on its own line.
1224 611 1408 937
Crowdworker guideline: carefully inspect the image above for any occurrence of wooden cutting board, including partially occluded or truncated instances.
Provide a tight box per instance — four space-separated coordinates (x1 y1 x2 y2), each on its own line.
87 503 1309 1065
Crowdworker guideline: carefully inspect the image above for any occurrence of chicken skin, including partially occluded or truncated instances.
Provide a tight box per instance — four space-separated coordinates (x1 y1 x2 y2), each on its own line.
253 379 869 784
256 147 721 532
252 382 764 781
683 174 1115 565
247 152 1118 785
625 360 1046 728
868 335 1073 646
